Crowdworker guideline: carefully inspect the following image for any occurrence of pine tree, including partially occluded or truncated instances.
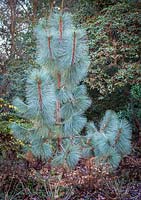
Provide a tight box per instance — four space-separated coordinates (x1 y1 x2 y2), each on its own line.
10 6 132 170
11 6 91 168
86 110 132 169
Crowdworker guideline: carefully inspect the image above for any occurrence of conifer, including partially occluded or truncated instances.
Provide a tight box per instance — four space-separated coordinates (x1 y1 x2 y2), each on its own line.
11 5 132 170
86 110 132 169
11 5 91 168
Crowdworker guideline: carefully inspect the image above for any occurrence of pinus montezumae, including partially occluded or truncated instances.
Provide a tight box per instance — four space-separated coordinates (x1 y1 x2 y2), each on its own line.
86 110 132 169
11 8 132 169
11 8 91 168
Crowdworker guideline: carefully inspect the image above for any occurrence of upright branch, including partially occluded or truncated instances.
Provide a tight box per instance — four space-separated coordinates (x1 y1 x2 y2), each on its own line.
8 0 16 55
71 31 76 65
48 1 54 20
59 0 64 41
48 36 52 58
57 73 61 89
59 16 63 41
56 101 61 123
37 79 43 111
61 0 64 12
32 0 38 23
56 71 61 125
56 66 62 150
56 9 64 150
114 128 122 146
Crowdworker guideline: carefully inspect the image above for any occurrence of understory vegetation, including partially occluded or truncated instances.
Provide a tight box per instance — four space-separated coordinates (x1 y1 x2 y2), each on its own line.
0 0 141 199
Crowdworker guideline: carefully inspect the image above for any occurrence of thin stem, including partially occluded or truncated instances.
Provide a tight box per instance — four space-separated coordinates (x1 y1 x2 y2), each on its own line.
59 16 63 41
61 0 64 12
57 73 61 89
9 0 16 55
56 72 62 151
71 31 76 65
53 135 88 140
113 128 122 146
48 1 54 20
56 101 61 151
56 101 61 123
37 79 43 111
48 36 52 58
59 0 63 41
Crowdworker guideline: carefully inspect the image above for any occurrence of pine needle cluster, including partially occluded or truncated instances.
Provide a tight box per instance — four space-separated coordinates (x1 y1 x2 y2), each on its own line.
86 110 132 169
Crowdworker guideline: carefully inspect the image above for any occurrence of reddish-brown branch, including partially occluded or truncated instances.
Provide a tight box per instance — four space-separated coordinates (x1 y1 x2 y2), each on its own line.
56 100 62 151
61 0 64 12
114 128 122 146
57 73 61 89
48 36 52 58
56 73 61 123
59 16 63 41
37 79 43 111
32 0 38 23
56 73 62 151
8 0 16 55
71 31 76 65
47 1 54 20
56 101 61 124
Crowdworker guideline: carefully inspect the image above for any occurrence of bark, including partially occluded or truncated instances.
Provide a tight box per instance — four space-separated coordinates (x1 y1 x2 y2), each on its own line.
8 0 17 56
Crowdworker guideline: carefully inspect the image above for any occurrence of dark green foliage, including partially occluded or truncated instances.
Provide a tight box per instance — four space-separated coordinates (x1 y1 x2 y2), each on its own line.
131 84 141 101
117 83 141 141
0 99 23 159
0 1 49 101
85 2 140 96
131 84 141 123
